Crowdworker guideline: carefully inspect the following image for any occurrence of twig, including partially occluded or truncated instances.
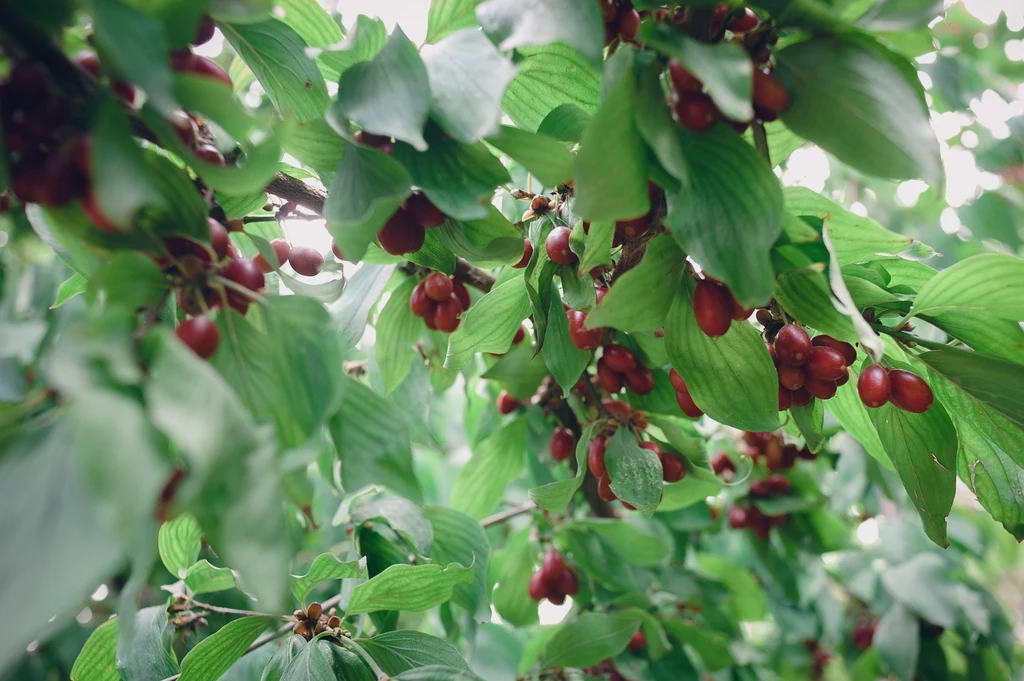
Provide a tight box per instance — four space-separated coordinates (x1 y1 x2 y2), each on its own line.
868 323 949 351
187 599 283 619
752 121 771 167
481 502 536 527
454 257 496 293
242 213 321 224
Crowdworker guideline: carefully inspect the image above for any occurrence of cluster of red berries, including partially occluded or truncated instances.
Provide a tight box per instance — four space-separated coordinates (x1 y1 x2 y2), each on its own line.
550 426 577 462
749 473 791 497
768 325 853 410
578 182 662 249
669 60 790 134
528 548 579 605
741 431 815 471
598 0 648 45
409 272 472 333
692 277 752 337
583 658 628 681
857 364 933 413
562 289 609 353
252 238 333 277
668 368 703 419
377 191 447 256
596 344 654 396
727 503 785 540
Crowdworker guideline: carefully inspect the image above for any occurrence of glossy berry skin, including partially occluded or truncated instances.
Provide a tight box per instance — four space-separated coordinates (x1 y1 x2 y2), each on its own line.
596 357 624 394
857 365 891 408
602 344 638 374
556 568 579 597
331 241 344 260
812 335 857 366
588 436 608 478
255 238 291 273
423 273 454 302
888 370 934 413
542 548 565 576
673 92 718 132
405 192 446 228
668 368 686 393
667 58 702 93
207 219 231 261
727 506 749 528
598 0 617 22
433 296 463 332
711 453 735 475
674 382 704 419
597 473 617 502
189 55 233 88
452 279 471 310
550 427 576 462
378 209 425 255
568 310 603 351
790 386 812 408
728 7 759 31
616 5 642 41
752 70 791 119
624 365 655 395
496 390 518 414
627 630 646 655
513 326 526 344
804 346 848 381
778 387 792 411
661 453 686 483
639 440 662 457
409 282 432 317
528 570 548 601
221 257 265 314
545 226 576 265
289 247 324 276
615 215 651 241
176 316 220 359
775 324 812 366
777 364 805 391
804 377 837 400
513 241 533 269
693 279 734 337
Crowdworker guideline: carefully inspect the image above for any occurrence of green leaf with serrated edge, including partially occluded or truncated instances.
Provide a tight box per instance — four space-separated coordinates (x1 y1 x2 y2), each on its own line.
118 606 179 680
776 35 941 185
222 20 329 122
476 0 604 65
427 0 484 43
543 291 591 395
912 253 1024 321
584 235 685 332
376 278 422 394
394 668 484 681
604 429 663 517
346 562 474 615
529 421 600 512
869 397 956 547
666 127 782 307
575 519 672 566
917 347 1024 431
445 274 530 370
290 554 365 603
635 62 688 187
664 286 780 431
542 612 641 669
353 498 433 557
487 126 574 187
434 206 523 268
491 532 539 627
334 27 429 150
423 29 517 143
425 507 491 618
158 515 203 578
334 263 397 354
185 560 238 596
638 23 753 122
874 603 920 680
71 617 119 681
663 620 734 671
774 270 857 343
791 400 826 453
574 62 650 222
504 45 601 132
537 103 591 142
393 126 511 222
359 631 471 676
451 419 527 519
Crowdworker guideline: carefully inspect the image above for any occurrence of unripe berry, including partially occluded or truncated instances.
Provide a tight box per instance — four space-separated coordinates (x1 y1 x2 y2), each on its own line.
857 365 891 408
804 346 847 381
673 92 718 132
588 435 608 478
513 241 533 268
693 279 733 337
424 272 454 302
774 324 812 366
175 316 220 359
777 364 805 391
667 58 702 93
432 295 462 332
545 226 576 265
596 357 624 394
804 376 837 400
289 247 324 276
812 335 857 366
550 427 576 462
661 453 686 483
377 209 425 255
602 344 638 374
496 390 519 414
888 370 933 413
404 192 446 228
568 309 603 351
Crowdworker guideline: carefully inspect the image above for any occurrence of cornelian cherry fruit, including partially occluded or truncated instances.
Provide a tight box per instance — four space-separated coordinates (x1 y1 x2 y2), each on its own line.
888 370 934 413
175 316 220 359
550 427 576 462
693 279 733 337
545 226 576 265
857 365 891 408
513 240 533 268
424 273 454 302
289 247 324 277
804 346 847 381
602 344 638 374
774 324 812 366
496 390 519 414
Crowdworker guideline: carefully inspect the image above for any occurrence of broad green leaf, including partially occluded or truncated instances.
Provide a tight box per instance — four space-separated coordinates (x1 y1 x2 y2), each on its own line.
259 636 305 681
665 287 780 432
185 560 239 596
426 507 491 618
52 272 87 308
918 347 1024 431
635 61 688 187
776 35 942 185
394 668 484 681
315 14 388 83
117 606 179 681
543 291 591 395
694 554 766 621
874 604 920 680
579 219 614 277
408 229 458 274
656 476 722 512
503 45 601 132
481 341 550 399
87 252 168 313
346 562 474 615
451 419 527 520
537 103 592 142
280 638 374 681
745 120 805 166
542 612 641 669
434 206 523 268
423 29 517 143
880 553 959 627
923 312 1024 364
491 533 539 627
178 617 271 681
375 278 423 394
71 617 119 681
427 0 484 43
487 126 575 188
827 366 893 469
284 118 344 181
335 28 430 150
334 263 397 354
353 498 434 557
222 20 329 121
663 620 733 671
360 631 471 676
857 0 944 30
291 554 366 603
773 270 857 342
575 519 672 566
870 399 957 546
476 0 604 65
445 275 530 371
791 400 826 453
666 126 783 306
913 253 1024 321
604 429 664 517
584 235 686 333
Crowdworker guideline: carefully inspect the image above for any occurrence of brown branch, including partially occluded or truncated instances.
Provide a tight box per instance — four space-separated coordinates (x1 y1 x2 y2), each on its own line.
481 502 535 527
266 173 327 215
454 257 496 293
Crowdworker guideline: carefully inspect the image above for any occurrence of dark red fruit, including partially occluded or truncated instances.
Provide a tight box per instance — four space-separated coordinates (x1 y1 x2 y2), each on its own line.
556 568 579 597
599 0 617 23
255 238 291 273
74 51 102 79
674 380 704 419
668 58 702 93
765 340 778 365
542 548 565 576
551 427 576 462
452 279 471 310
778 387 792 411
353 130 392 148
668 368 686 393
693 279 733 337
602 344 638 374
852 621 875 651
513 241 533 269
615 214 651 241
331 241 345 260
187 55 233 88
804 376 837 400
728 7 759 32
597 357 624 394
812 335 857 366
661 453 686 483
424 273 454 302
528 570 548 601
673 92 718 132
496 390 519 414
616 5 642 40
770 475 792 494
752 70 790 120
289 247 324 276
545 226 576 265
405 192 446 228
595 287 608 305
597 473 617 502
836 372 850 387
888 370 933 413
81 190 119 232
193 14 217 46
857 365 891 408
774 324 812 366
624 365 655 395
548 591 566 606
513 326 526 344
175 316 221 359
568 310 603 351
749 479 772 497
169 111 197 147
193 144 225 166
208 218 231 261
627 630 646 655
711 453 735 475
777 364 805 391
409 282 432 317
727 506 749 528
377 209 425 255
221 257 265 314
640 441 662 457
790 386 812 408
433 296 462 332
601 398 633 421
112 80 137 106
588 436 608 478
804 346 847 381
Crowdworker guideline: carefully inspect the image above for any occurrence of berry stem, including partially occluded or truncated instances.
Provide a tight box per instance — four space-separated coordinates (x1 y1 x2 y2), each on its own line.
481 501 536 527
867 323 949 351
752 121 771 166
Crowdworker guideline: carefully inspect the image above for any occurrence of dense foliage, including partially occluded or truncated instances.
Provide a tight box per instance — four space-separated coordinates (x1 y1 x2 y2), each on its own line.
0 0 1022 680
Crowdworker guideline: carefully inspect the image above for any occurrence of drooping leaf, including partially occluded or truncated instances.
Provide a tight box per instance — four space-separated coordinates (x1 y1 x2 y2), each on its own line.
334 263 398 354
353 498 434 557
912 253 1024 322
450 419 527 520
178 617 271 681
425 507 491 618
476 0 605 65
543 290 591 395
360 631 471 676
434 206 524 268
70 617 120 681
116 606 179 681
346 562 475 615
184 560 240 596
537 103 592 142
290 554 366 604
375 278 423 394
604 429 664 517
503 45 601 132
917 347 1024 431
541 612 641 669
444 275 530 371
774 270 858 342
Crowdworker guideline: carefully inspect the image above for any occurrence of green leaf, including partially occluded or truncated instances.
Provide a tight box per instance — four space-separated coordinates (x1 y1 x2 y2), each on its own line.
71 617 119 681
665 286 780 432
335 28 430 150
360 631 471 676
543 292 591 395
635 62 688 187
584 235 686 333
52 272 87 308
776 35 942 185
476 0 604 65
537 103 592 142
346 562 475 615
178 617 271 681
376 278 423 394
444 275 530 371
353 498 434 557
918 347 1024 431
745 120 806 167
284 118 345 182
694 554 766 621
487 126 575 188
922 312 1024 364
184 560 239 596
87 252 168 312
912 253 1024 321
604 429 664 517
573 67 650 222
773 270 857 342
491 533 539 626
662 620 733 671
423 29 517 143
880 553 959 627
394 668 484 681
451 419 527 520
503 45 601 132
666 126 783 306
334 264 397 354
575 519 672 567
530 422 600 512
542 612 641 669
222 20 329 121
291 554 366 603
857 0 944 30
427 0 484 43
426 507 491 618
874 604 920 680
434 206 523 268
579 220 614 277
870 398 957 546
827 366 893 469
638 23 753 122
158 516 203 579
482 341 550 399
791 400 826 453
117 606 179 681
281 638 374 681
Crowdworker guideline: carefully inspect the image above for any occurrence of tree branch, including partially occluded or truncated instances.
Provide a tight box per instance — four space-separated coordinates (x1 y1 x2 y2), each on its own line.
265 173 327 215
481 502 535 527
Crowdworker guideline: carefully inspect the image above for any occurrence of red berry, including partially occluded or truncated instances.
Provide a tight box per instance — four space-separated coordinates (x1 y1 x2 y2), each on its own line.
693 279 733 337
778 387 792 411
774 324 812 366
452 279 471 310
805 346 847 381
601 398 633 421
852 622 875 651
624 365 655 395
74 51 102 79
627 630 646 655
674 380 704 419
513 326 526 344
765 340 778 365
513 241 533 269
550 427 576 462
790 386 812 407
597 473 617 502
545 226 576 265
378 209 425 255
556 568 579 597
220 257 265 314
208 218 231 261
836 372 850 387
804 376 837 400
598 0 617 22
812 335 857 366
81 190 119 232
770 475 791 494
595 287 608 305
354 130 393 148
668 58 702 93
661 453 686 483
668 368 686 393
186 55 233 88
424 273 454 302
753 70 790 120
289 247 324 277
404 192 446 228
711 453 735 475
588 436 608 478
602 344 638 374
496 390 518 414
673 92 718 132
727 506 749 528
548 590 567 606
777 364 805 391
255 238 290 273
727 7 759 32
331 241 345 260
597 357 625 394
175 316 220 359
193 14 217 45
749 479 772 497
193 144 225 167
614 214 651 241
433 295 462 332
542 548 565 577
409 282 433 318
857 365 891 409
616 5 642 40
640 440 662 457
888 370 933 413
528 570 548 601
568 310 603 351
112 80 137 107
